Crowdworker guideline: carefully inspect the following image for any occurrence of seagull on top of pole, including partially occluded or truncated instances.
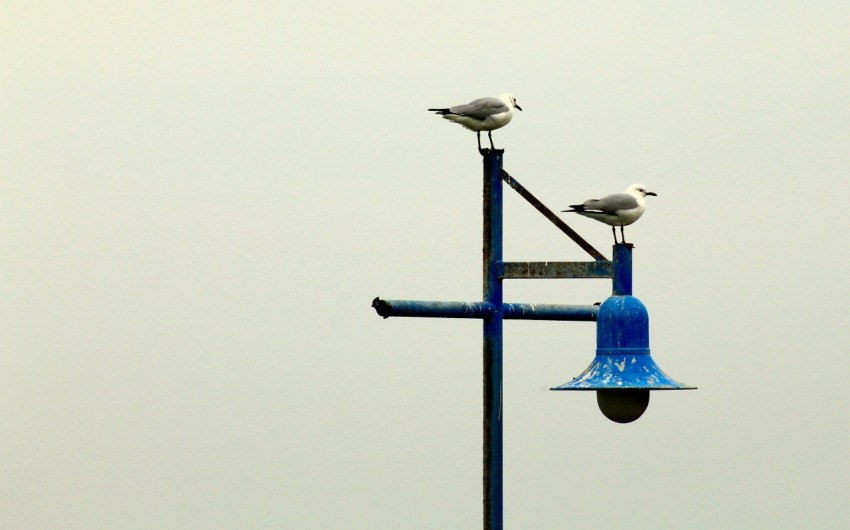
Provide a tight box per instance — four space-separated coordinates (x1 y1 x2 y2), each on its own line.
562 184 657 245
428 93 522 152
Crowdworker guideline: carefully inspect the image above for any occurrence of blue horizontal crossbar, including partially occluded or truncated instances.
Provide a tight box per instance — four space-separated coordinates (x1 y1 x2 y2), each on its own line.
372 298 494 319
504 303 598 321
372 298 598 321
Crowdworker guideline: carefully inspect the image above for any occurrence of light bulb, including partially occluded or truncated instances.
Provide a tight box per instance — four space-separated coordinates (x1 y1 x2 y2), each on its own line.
596 389 649 423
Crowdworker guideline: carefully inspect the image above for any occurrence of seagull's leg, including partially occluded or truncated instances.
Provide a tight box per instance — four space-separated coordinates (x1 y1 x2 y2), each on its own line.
620 225 627 244
611 226 619 244
477 132 483 151
488 131 495 150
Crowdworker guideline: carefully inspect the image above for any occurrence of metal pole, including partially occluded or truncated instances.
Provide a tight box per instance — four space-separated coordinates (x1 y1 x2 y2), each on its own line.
482 150 504 530
612 244 633 296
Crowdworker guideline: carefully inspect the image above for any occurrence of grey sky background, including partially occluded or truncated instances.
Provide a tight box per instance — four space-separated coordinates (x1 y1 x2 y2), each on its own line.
3 2 850 528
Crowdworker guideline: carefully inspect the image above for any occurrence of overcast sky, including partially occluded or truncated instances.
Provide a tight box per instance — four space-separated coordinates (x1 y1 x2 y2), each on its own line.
3 2 850 528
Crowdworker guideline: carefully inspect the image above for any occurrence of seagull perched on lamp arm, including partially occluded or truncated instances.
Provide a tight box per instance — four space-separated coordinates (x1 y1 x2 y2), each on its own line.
428 93 521 152
562 184 657 245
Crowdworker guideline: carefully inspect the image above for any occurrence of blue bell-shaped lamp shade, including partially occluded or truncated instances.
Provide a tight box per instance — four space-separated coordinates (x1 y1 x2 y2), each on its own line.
551 295 695 423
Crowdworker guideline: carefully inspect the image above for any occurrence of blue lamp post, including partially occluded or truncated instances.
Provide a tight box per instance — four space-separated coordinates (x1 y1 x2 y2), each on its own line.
372 150 694 529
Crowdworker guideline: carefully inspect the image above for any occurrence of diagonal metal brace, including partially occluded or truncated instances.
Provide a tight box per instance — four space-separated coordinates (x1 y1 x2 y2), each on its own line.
500 169 608 262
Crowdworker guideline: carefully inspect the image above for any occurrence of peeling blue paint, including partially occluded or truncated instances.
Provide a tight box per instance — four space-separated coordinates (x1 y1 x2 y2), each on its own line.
552 296 695 391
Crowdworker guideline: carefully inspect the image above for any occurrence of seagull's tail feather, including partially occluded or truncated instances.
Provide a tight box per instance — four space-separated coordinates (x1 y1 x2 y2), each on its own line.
562 205 585 213
428 108 453 115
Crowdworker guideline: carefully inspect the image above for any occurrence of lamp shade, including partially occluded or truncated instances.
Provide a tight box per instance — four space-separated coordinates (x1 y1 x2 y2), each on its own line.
551 295 695 422
552 295 694 391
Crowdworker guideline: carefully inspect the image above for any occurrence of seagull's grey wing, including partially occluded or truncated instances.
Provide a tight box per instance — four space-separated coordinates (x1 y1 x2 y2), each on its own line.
584 193 639 214
448 97 509 119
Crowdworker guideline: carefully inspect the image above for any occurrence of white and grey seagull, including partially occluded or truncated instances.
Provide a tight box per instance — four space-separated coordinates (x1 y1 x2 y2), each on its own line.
562 184 657 245
428 93 522 151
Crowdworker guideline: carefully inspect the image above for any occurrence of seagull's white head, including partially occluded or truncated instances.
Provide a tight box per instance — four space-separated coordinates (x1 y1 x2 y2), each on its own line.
499 93 522 111
626 184 657 198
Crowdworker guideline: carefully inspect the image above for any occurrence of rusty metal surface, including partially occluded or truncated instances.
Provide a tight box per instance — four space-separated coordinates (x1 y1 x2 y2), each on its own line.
501 260 613 279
